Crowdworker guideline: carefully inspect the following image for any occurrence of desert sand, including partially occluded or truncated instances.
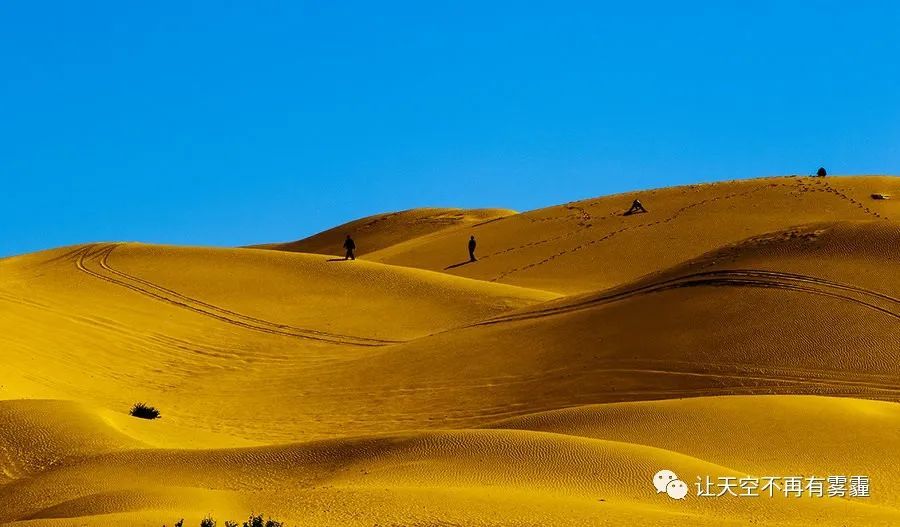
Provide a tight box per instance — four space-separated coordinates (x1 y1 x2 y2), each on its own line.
1 175 899 526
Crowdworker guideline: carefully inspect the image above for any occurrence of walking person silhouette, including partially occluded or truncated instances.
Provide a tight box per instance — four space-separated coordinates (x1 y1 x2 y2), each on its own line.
343 234 356 260
468 235 477 262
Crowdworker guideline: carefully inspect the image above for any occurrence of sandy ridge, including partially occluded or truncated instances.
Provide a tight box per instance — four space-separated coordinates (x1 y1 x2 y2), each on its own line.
74 244 400 346
474 267 900 328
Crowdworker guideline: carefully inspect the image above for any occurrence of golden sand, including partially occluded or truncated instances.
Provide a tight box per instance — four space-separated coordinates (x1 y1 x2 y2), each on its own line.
1 175 898 525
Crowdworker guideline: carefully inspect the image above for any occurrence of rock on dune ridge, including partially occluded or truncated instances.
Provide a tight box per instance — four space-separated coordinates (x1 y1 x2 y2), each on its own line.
0 175 899 526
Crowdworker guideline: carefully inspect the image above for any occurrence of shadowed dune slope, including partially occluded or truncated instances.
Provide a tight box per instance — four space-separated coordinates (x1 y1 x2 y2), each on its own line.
254 207 516 256
361 176 899 293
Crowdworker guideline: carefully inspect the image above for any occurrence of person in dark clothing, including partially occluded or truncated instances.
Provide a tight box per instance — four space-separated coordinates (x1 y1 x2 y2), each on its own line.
817 167 827 177
343 235 356 260
625 199 648 215
468 235 477 262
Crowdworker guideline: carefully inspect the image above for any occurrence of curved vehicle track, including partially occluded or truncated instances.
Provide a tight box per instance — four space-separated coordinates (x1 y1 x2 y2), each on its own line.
74 244 402 347
476 268 900 326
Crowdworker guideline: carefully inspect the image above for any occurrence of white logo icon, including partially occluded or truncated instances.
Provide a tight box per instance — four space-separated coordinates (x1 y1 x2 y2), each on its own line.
653 469 678 493
653 469 688 500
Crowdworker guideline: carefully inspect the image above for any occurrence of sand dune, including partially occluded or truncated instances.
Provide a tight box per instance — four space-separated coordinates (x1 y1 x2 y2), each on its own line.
255 207 516 256
1 398 898 525
319 176 897 293
1 175 898 525
0 242 553 444
0 400 144 484
307 221 900 431
487 395 900 508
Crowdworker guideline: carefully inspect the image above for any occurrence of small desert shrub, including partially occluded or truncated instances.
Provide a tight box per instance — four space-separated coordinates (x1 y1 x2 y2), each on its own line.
242 515 283 527
130 401 161 419
224 522 238 527
200 516 216 527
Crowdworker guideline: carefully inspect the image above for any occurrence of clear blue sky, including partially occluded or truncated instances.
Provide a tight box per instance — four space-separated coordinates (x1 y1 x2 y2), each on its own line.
2 1 899 257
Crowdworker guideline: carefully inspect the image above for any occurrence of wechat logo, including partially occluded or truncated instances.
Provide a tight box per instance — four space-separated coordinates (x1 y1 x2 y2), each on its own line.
654 469 688 500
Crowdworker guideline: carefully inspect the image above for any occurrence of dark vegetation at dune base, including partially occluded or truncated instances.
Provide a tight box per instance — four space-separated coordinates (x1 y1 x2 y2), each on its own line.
165 514 285 527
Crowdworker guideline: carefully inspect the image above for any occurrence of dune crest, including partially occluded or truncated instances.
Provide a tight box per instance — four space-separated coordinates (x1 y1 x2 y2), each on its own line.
358 176 897 293
254 207 516 256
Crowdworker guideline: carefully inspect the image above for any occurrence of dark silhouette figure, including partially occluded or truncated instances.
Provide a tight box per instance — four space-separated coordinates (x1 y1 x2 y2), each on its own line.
625 199 648 215
817 167 827 177
343 235 356 260
468 235 477 262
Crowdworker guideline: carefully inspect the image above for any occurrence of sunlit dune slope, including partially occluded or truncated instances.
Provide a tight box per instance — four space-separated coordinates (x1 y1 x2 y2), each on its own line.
91 242 556 340
0 400 144 484
349 176 899 293
1 397 898 526
254 207 515 255
0 243 554 443
310 221 900 429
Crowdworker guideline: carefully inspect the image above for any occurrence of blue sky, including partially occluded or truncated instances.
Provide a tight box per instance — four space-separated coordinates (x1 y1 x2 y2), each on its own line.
2 1 898 257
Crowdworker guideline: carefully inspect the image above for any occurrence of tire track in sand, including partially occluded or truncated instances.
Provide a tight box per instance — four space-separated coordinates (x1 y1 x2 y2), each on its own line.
475 268 900 326
74 244 401 347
